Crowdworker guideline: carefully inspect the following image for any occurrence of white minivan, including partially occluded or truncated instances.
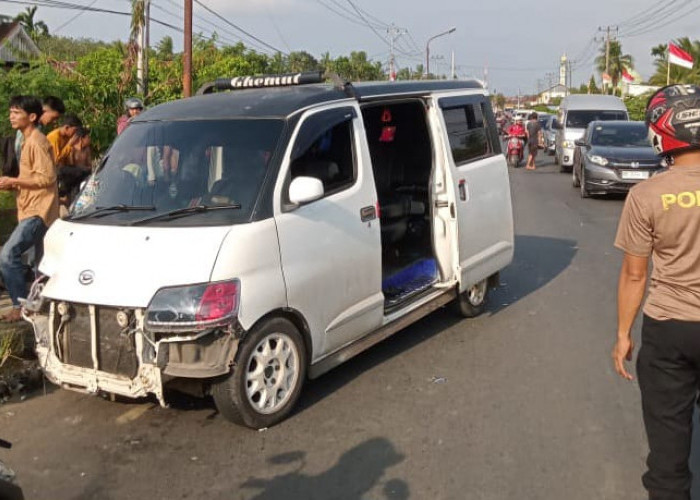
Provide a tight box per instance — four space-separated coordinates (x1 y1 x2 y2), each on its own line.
23 73 514 428
554 94 628 172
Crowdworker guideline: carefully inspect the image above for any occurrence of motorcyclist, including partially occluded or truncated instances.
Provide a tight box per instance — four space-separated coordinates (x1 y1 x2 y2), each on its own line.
507 117 527 141
116 97 144 135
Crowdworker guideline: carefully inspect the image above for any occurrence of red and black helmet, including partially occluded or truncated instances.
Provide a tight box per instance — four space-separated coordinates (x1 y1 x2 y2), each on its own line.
646 84 700 156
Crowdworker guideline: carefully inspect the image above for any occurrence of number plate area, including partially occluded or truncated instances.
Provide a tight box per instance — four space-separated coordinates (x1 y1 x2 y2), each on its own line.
621 170 649 180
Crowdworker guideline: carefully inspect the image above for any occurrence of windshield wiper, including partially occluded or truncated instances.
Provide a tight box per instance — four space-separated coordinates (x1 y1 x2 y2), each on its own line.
69 204 156 221
129 204 242 226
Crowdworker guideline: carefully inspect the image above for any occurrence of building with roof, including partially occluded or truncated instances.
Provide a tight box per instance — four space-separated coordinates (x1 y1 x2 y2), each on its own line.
0 16 41 67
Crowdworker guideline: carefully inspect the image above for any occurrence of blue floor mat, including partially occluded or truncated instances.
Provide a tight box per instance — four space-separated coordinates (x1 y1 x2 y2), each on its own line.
382 258 438 306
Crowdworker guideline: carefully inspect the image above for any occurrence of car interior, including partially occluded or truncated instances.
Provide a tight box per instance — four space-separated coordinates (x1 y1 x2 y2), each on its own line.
361 100 438 309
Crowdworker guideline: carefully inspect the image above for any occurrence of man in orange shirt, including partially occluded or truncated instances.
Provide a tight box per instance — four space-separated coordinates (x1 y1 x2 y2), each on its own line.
46 113 82 167
0 96 58 322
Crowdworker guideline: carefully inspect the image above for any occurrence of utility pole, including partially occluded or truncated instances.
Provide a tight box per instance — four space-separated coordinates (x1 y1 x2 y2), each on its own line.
135 0 150 96
451 50 455 80
183 0 192 97
386 24 407 81
597 25 618 94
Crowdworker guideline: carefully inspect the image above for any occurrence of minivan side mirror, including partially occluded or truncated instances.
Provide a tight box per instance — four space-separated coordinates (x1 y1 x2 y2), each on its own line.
574 139 588 147
289 176 324 205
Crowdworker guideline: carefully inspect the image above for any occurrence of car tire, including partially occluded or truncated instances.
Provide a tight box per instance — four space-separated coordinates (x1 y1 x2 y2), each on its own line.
572 164 580 187
453 278 489 318
580 168 590 198
212 317 307 429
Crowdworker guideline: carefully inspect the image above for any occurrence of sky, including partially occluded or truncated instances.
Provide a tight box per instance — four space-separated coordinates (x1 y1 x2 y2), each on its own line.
1 0 698 95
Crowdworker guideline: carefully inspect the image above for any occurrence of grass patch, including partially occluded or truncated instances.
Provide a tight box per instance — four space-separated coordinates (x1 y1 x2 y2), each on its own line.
0 191 14 210
0 327 26 377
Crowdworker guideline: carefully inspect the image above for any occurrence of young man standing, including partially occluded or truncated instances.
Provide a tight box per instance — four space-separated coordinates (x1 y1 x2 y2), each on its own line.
613 84 700 500
13 96 65 166
0 96 59 322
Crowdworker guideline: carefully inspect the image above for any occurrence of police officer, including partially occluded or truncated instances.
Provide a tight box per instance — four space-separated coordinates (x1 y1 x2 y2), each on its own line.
613 84 700 500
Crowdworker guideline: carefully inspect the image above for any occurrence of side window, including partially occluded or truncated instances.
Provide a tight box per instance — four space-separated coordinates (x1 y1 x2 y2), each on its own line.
442 103 491 165
290 108 356 196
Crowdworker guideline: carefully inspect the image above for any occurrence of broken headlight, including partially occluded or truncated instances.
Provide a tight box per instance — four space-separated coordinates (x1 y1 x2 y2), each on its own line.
145 280 240 332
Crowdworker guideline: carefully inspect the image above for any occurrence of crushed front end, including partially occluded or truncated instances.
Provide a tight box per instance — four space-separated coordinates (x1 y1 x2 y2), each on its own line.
23 278 241 405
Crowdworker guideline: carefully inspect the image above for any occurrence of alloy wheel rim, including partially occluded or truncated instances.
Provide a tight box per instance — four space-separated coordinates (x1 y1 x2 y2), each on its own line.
245 333 300 415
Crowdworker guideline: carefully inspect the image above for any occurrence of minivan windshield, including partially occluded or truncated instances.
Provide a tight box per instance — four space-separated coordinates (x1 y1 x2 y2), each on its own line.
566 110 627 129
69 119 284 225
591 123 651 147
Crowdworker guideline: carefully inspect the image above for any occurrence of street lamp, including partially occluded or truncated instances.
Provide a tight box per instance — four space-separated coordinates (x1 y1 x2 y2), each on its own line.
426 27 456 79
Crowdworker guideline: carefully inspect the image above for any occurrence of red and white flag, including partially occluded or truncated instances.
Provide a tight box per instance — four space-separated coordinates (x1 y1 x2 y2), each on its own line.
669 42 694 69
622 67 634 83
602 72 612 83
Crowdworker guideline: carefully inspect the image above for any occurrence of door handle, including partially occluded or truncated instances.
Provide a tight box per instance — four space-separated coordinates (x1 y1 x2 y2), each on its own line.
458 179 467 201
360 205 376 222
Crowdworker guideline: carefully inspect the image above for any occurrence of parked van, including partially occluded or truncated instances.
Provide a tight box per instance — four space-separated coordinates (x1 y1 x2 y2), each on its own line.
23 73 514 428
554 94 628 172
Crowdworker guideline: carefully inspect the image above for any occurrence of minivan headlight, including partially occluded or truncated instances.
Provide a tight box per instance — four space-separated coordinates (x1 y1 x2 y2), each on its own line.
587 154 609 166
145 280 240 332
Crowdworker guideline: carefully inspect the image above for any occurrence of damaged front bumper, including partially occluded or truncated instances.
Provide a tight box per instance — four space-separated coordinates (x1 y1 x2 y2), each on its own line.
23 283 240 406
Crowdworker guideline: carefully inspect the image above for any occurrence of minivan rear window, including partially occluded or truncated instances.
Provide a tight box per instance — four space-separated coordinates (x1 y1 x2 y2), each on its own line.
70 119 284 226
566 110 627 129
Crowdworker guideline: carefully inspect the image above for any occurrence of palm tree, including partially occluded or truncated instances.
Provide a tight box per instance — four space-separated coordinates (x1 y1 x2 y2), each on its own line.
595 40 633 94
13 6 49 40
649 37 700 86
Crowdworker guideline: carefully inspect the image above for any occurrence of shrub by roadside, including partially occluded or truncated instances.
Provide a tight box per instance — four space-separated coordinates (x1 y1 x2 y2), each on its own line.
0 322 41 402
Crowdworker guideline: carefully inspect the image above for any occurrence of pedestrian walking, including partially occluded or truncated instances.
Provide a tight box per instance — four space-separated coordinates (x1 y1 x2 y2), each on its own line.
613 84 700 500
525 112 541 170
0 96 59 322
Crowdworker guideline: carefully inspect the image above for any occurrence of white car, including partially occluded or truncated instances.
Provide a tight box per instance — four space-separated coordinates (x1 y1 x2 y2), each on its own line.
24 73 514 428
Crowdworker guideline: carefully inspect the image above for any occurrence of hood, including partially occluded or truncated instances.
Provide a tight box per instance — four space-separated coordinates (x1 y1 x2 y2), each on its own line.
589 145 659 162
40 219 232 307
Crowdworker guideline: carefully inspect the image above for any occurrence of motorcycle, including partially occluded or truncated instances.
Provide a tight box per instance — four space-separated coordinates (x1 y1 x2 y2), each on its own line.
506 133 526 168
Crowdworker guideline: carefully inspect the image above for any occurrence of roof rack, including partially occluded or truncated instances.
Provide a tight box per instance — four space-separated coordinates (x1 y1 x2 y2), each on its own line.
197 71 324 95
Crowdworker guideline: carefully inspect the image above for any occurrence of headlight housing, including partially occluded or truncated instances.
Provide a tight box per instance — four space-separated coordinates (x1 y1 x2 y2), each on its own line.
146 280 240 332
587 154 609 166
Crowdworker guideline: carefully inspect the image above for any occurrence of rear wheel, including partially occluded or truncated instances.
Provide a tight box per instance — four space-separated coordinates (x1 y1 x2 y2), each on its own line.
508 154 519 168
453 278 489 318
212 318 306 429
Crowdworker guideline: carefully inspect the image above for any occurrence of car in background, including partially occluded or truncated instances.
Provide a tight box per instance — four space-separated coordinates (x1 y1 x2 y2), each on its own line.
572 120 665 198
542 115 558 155
555 94 628 172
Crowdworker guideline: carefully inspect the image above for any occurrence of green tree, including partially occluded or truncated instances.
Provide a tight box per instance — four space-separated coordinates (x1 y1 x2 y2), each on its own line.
37 36 112 61
588 75 600 94
287 51 320 73
13 6 49 40
595 40 633 94
156 36 174 61
649 37 700 86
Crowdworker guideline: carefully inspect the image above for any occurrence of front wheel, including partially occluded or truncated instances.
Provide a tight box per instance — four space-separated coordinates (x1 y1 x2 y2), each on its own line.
572 165 580 187
212 318 306 429
453 278 489 318
507 154 519 168
580 168 590 198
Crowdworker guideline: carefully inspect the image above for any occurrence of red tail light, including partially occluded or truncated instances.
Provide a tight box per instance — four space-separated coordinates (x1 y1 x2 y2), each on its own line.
196 281 239 322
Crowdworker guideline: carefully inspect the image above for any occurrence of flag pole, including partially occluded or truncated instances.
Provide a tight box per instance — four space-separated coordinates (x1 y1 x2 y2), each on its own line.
667 43 671 85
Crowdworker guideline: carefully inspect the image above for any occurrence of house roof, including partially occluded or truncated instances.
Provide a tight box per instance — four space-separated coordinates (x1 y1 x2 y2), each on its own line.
0 21 41 63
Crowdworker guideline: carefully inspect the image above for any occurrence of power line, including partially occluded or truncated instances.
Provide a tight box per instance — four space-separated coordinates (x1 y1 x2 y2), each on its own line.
52 0 98 33
192 0 287 55
620 0 700 37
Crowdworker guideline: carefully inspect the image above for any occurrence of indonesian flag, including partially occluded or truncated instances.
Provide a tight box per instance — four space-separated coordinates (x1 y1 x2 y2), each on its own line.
602 72 612 83
622 67 634 83
669 42 694 69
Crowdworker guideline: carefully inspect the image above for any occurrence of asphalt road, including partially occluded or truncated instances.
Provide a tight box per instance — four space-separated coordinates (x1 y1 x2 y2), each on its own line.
2 153 699 500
